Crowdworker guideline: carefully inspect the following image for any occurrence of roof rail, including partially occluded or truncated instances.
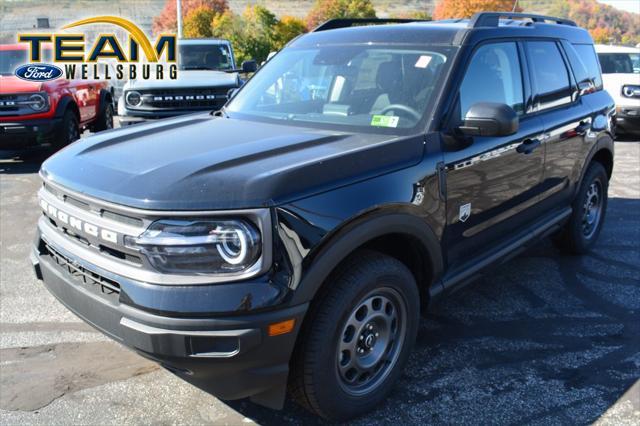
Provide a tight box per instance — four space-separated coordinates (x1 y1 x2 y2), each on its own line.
468 12 577 28
313 18 428 32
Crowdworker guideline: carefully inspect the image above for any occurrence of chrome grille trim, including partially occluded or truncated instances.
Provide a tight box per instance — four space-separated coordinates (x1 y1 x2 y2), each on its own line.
38 178 273 285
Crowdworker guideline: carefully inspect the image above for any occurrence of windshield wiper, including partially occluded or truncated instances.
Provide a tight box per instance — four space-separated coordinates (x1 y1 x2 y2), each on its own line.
181 66 218 71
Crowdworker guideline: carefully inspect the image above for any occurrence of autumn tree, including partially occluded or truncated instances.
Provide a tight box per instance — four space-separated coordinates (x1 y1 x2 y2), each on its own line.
305 0 377 30
433 0 521 20
153 0 228 35
590 27 613 44
183 6 217 38
391 11 432 20
273 16 308 50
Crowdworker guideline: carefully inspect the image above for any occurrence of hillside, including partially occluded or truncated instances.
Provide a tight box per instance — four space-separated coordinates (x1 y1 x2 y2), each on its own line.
0 0 435 42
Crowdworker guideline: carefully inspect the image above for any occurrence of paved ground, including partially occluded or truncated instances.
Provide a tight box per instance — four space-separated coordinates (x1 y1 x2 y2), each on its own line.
0 138 638 425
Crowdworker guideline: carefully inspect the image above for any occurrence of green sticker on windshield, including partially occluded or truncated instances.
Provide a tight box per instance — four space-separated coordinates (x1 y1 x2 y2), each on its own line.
371 115 399 128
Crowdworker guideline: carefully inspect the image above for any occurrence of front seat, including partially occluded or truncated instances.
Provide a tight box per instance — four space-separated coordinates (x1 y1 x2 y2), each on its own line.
370 61 404 114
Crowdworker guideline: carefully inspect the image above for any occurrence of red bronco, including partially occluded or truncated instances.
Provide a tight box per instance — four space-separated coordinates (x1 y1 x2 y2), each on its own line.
0 44 114 151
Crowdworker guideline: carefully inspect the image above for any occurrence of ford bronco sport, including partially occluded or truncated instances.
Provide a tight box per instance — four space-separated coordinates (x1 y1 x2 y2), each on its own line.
32 13 615 421
118 38 256 126
1 43 114 150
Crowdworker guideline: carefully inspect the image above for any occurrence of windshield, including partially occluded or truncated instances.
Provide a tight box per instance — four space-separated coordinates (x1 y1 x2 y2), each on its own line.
178 44 233 71
227 45 454 132
0 49 52 75
598 52 640 74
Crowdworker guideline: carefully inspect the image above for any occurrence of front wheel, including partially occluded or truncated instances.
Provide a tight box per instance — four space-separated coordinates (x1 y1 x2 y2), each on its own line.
54 110 80 151
290 250 420 421
554 161 609 254
93 102 114 132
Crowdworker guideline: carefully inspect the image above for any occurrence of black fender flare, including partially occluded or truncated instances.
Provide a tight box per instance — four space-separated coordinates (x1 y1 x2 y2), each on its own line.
53 95 79 120
289 211 444 305
575 133 614 198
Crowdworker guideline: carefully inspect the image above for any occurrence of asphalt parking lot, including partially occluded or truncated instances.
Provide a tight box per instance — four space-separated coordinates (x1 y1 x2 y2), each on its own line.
0 138 638 425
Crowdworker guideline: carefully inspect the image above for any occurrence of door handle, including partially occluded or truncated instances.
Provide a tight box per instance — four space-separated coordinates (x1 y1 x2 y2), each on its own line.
516 138 541 155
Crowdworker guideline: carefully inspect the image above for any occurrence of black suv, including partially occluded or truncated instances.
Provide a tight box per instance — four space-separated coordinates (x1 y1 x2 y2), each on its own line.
32 13 615 421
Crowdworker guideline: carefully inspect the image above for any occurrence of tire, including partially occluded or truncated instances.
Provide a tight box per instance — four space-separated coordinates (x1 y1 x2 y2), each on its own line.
55 109 80 151
289 250 420 421
554 161 609 254
93 101 114 132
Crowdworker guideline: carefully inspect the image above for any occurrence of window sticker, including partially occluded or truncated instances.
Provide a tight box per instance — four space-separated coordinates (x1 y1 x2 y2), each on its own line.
371 115 399 128
415 55 433 68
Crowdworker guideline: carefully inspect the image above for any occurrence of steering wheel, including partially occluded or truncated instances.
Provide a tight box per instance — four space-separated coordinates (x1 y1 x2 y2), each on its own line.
379 104 421 122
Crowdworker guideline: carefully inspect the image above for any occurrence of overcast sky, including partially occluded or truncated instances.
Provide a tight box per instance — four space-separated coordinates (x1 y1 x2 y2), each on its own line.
597 0 640 14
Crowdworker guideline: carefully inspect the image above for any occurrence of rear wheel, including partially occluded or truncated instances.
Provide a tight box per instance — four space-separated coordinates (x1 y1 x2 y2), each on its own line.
554 161 608 254
55 110 80 151
290 250 420 421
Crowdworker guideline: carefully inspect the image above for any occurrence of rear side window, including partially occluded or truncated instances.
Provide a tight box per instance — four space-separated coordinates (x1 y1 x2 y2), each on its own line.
526 41 573 111
459 42 524 119
571 44 603 89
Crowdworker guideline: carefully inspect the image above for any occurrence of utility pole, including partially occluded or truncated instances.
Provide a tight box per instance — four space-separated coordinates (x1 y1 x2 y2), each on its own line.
176 0 183 39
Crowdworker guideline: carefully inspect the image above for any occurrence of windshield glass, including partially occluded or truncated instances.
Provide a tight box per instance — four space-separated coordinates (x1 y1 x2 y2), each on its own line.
227 45 454 132
598 52 640 74
0 49 52 75
178 44 233 71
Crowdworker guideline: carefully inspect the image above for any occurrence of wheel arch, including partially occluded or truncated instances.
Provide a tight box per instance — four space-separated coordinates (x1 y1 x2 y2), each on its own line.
576 134 614 197
54 95 80 121
290 211 444 309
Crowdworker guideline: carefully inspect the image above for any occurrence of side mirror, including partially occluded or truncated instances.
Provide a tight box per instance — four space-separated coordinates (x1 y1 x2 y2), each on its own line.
459 102 518 137
241 60 257 73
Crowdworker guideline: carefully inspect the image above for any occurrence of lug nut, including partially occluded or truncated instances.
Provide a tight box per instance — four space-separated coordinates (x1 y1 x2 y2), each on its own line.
359 336 363 340
375 333 379 337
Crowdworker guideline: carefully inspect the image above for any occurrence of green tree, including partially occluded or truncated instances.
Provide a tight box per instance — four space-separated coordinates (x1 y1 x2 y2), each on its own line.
183 6 217 38
241 5 278 63
305 0 377 30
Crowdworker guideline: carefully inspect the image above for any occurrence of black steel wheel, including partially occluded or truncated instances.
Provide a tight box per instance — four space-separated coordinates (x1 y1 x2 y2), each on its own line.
554 161 609 254
290 250 419 421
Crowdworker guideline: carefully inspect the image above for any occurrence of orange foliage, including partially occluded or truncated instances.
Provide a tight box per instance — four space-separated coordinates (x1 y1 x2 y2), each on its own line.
153 0 229 35
433 0 521 20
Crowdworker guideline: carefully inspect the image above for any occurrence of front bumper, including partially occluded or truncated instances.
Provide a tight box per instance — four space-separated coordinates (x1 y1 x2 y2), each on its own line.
615 106 640 135
31 237 307 407
0 117 62 149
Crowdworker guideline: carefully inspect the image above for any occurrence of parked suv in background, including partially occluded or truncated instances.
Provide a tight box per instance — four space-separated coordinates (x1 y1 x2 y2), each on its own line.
596 44 640 135
32 13 614 421
118 39 256 125
0 44 114 150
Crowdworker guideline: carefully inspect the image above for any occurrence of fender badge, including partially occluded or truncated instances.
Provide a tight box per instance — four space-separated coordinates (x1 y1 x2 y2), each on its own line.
459 203 471 222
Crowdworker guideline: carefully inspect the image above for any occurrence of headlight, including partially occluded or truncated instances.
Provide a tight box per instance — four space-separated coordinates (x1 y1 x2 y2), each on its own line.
28 93 48 111
124 219 261 274
622 85 640 98
125 90 142 107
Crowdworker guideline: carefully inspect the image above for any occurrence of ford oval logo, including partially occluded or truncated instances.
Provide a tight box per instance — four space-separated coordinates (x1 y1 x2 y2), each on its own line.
15 64 63 82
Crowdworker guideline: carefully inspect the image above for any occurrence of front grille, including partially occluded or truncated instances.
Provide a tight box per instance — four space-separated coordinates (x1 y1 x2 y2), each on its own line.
134 87 232 111
45 242 121 296
43 182 143 227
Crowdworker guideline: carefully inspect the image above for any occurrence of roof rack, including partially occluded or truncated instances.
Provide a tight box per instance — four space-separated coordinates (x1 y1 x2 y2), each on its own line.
313 18 428 32
468 12 577 28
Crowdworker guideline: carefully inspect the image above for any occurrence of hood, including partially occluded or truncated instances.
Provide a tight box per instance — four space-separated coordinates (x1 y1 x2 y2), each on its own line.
124 70 239 91
0 75 43 93
41 114 423 210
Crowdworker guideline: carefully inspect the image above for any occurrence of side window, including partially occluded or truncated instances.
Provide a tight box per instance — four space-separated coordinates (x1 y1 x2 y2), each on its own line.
526 41 573 111
572 44 603 89
459 42 524 120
